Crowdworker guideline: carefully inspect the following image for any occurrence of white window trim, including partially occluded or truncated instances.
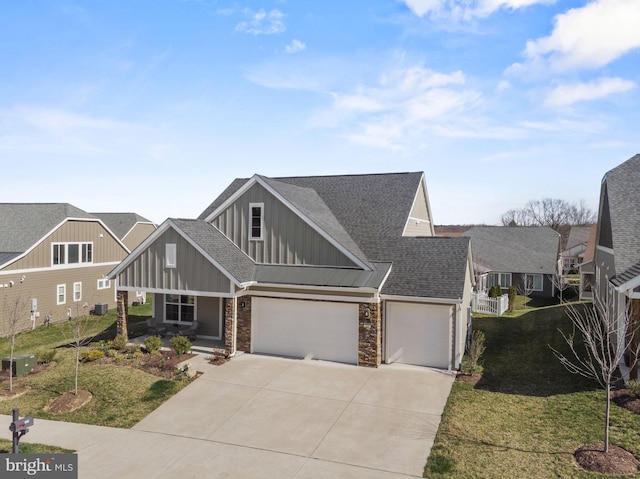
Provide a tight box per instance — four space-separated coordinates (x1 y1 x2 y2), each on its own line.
52 242 93 266
165 243 177 268
97 278 111 290
56 284 66 305
73 282 82 302
525 273 544 292
492 272 511 288
249 202 264 241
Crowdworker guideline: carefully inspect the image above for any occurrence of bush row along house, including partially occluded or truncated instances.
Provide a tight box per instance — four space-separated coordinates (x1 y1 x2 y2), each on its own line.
0 204 155 335
111 172 475 369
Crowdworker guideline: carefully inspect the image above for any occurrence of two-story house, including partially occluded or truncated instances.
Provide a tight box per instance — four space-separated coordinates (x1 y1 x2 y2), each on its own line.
110 172 474 370
0 203 130 334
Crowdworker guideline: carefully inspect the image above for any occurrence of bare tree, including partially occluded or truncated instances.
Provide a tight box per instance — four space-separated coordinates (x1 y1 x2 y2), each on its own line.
550 298 639 453
501 198 596 230
517 275 537 309
552 273 571 304
62 303 94 396
1 294 29 393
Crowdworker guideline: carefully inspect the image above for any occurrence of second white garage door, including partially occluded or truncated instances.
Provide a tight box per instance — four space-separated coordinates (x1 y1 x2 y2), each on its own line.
252 298 359 364
386 301 451 369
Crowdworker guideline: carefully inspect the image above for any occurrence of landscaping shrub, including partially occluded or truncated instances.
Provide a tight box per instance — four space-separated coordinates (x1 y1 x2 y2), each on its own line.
170 336 191 356
467 330 486 375
82 349 105 362
627 379 640 398
489 285 502 298
144 335 163 354
106 349 118 358
508 285 517 312
37 349 57 364
111 334 128 351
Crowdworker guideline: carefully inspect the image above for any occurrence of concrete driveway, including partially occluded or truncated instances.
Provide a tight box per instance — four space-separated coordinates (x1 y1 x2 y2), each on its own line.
7 353 454 478
133 353 454 478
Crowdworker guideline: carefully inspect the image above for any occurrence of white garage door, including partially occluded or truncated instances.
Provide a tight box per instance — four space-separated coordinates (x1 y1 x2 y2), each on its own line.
252 298 358 364
386 302 451 368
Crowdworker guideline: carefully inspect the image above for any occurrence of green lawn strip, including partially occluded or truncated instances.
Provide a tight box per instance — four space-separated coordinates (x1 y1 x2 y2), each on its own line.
426 303 640 479
0 440 73 454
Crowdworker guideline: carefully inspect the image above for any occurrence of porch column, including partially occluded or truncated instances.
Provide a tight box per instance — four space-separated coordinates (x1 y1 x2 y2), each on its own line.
236 297 252 352
116 290 128 339
630 298 640 380
358 302 381 367
224 298 236 357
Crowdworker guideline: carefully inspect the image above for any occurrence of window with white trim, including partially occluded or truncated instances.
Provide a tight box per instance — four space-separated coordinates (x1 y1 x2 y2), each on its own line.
97 278 111 290
525 273 544 292
56 284 66 305
165 294 195 323
491 272 512 288
249 203 264 240
73 282 82 302
52 242 93 266
165 243 177 268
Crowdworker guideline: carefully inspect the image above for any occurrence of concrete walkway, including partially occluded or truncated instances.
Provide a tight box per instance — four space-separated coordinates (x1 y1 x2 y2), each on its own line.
2 353 454 479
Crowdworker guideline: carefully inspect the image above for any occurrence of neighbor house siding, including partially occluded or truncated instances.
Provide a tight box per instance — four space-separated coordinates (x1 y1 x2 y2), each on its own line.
122 223 156 251
211 183 357 267
403 181 434 237
5 220 127 271
0 264 117 335
116 228 232 294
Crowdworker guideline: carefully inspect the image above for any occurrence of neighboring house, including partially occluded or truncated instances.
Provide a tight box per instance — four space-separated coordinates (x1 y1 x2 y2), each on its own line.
462 226 561 298
0 203 130 335
560 225 594 273
91 212 156 251
578 225 597 301
593 154 640 352
110 172 474 370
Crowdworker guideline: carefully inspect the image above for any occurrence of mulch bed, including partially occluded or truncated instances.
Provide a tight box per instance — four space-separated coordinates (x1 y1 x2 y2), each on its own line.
96 350 196 380
44 389 93 414
575 442 640 475
455 372 485 386
612 389 640 415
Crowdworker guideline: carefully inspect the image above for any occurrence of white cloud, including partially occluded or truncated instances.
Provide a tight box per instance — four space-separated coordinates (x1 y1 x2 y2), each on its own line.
511 0 640 74
235 9 285 35
400 0 554 20
544 77 636 107
285 39 306 54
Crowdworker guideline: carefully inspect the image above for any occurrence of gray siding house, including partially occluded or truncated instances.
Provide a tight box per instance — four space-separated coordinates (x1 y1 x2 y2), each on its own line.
91 212 157 252
593 154 640 363
462 226 561 298
111 172 474 370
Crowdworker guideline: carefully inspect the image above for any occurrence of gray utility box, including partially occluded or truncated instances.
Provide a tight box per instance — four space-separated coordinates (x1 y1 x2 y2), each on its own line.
2 353 36 377
94 303 108 315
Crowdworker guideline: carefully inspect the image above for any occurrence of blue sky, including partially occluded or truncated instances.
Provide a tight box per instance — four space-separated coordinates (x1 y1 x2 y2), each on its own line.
1 0 639 225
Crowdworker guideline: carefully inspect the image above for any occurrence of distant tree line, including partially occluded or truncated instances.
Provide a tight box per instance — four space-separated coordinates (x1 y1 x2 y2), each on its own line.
500 198 596 231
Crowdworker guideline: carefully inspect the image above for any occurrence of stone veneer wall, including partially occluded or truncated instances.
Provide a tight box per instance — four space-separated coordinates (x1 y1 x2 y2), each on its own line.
236 296 252 352
224 298 235 356
358 302 381 367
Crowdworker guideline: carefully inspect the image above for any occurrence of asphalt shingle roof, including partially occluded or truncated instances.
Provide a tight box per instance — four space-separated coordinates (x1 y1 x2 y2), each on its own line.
196 172 470 299
462 226 560 275
92 212 153 240
602 154 640 277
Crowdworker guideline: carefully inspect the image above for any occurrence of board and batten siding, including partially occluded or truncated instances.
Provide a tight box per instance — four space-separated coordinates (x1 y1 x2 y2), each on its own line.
117 228 232 294
5 220 127 271
212 183 357 267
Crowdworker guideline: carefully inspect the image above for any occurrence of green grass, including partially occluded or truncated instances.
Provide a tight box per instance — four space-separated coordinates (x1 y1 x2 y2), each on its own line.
0 301 189 429
0 440 73 454
426 302 640 479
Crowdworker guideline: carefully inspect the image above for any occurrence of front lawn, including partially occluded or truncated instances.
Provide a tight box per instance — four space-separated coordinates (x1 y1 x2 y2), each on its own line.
0 302 190 429
426 303 640 478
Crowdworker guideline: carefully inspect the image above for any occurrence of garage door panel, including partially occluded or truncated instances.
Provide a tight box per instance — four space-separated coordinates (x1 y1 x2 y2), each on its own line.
253 298 358 364
386 302 450 369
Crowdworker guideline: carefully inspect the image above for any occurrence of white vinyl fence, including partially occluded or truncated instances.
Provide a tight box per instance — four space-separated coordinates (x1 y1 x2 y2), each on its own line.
471 292 508 316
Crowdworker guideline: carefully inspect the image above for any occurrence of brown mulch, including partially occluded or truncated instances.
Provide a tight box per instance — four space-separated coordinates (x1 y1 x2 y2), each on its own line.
0 385 30 400
44 389 93 414
612 389 640 415
94 350 196 380
455 372 485 386
575 442 640 475
0 362 56 400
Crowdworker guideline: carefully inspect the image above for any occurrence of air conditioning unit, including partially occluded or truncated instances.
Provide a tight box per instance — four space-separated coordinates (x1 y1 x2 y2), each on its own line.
94 303 108 315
